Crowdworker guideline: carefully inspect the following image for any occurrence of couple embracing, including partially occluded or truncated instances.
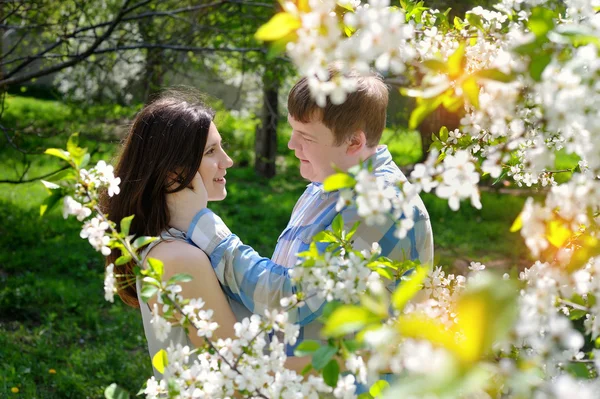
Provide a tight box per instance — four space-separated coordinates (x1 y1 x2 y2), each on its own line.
102 68 433 378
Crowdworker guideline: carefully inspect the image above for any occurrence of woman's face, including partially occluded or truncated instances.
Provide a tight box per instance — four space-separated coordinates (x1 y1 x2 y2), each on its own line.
199 122 233 201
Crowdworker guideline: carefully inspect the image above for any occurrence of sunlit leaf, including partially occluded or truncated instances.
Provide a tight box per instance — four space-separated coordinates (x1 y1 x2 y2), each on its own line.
44 148 71 163
546 220 571 248
462 76 480 108
323 306 379 337
147 257 164 277
133 236 159 250
120 215 134 237
448 42 466 79
528 7 555 38
152 349 168 374
392 267 427 311
369 380 390 397
115 254 132 266
324 173 357 191
104 383 130 399
509 213 523 232
255 13 301 42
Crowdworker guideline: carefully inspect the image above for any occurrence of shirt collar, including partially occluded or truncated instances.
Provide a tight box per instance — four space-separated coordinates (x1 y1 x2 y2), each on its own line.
310 145 393 198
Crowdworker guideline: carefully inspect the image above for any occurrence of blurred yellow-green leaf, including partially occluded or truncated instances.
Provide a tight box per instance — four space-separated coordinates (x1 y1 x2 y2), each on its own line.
255 13 301 42
152 349 168 374
323 173 357 192
392 267 427 311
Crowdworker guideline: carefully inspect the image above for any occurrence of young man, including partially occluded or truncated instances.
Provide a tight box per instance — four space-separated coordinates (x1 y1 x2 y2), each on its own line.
169 69 433 354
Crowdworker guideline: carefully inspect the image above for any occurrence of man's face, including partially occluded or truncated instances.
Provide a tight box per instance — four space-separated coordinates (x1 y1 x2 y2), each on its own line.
287 115 351 183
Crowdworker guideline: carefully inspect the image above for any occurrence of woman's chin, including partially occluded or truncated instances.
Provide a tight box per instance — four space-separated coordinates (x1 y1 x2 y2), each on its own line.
207 190 227 202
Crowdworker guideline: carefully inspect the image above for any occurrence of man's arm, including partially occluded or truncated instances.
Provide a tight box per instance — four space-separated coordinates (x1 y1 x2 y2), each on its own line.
185 200 433 324
186 208 323 325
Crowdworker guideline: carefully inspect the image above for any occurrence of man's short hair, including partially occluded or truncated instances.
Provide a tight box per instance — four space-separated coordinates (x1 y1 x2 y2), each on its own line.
287 67 389 147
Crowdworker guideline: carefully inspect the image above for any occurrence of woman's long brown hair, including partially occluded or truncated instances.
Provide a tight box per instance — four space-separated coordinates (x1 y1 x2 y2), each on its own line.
101 91 215 307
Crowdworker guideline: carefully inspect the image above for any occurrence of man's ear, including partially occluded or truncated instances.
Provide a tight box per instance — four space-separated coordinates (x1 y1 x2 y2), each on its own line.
346 131 367 156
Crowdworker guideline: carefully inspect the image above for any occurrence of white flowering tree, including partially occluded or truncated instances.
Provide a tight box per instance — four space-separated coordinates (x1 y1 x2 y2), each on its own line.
43 0 600 398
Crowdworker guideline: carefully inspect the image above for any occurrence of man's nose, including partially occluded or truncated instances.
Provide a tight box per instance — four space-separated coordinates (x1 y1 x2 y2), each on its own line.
288 132 298 150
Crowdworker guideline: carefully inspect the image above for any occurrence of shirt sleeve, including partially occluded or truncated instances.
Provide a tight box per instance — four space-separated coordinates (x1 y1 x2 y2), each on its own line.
186 208 320 325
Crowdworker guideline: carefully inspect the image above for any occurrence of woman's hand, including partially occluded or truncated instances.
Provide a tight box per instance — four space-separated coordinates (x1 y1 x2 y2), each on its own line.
167 171 208 232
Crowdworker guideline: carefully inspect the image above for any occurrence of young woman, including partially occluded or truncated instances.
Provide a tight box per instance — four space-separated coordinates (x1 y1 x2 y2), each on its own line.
102 91 239 368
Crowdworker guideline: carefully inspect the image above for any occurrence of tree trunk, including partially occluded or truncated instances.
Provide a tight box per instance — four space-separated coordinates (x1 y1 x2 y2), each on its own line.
142 48 164 102
416 105 462 163
255 70 279 178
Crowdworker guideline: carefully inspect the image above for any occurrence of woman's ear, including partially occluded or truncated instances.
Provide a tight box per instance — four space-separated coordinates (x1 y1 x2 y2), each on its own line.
346 131 367 156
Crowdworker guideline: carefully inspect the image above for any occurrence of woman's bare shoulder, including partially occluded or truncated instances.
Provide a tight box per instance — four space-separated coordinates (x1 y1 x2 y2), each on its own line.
146 239 210 272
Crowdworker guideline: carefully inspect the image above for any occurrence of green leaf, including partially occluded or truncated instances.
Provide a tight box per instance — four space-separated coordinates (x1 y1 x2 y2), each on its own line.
528 7 555 38
345 221 360 241
322 305 378 337
40 190 64 217
369 380 390 397
529 53 552 81
66 133 88 168
294 340 321 357
115 254 132 266
147 257 164 277
475 68 513 83
453 16 464 30
568 309 587 320
133 236 158 250
465 13 484 31
44 148 71 163
167 273 193 286
140 284 159 302
311 345 337 370
41 180 60 191
301 362 313 376
152 349 168 374
422 59 447 73
438 126 449 142
43 168 77 183
332 214 344 236
120 215 134 237
267 33 296 59
323 359 340 387
323 173 357 192
392 267 427 311
321 301 343 320
313 230 339 243
104 383 130 399
565 362 591 379
342 339 362 353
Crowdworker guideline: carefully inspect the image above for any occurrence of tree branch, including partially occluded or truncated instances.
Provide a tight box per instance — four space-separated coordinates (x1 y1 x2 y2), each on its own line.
0 0 149 88
91 43 266 55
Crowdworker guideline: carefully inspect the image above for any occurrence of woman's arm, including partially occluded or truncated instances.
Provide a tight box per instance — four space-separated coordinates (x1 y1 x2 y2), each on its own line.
147 240 237 345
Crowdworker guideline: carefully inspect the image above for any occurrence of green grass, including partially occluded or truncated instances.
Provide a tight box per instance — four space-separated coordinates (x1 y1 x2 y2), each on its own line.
0 96 530 397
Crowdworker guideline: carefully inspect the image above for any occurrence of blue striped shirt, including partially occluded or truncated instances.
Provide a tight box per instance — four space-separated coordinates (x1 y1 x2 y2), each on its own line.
187 146 433 354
